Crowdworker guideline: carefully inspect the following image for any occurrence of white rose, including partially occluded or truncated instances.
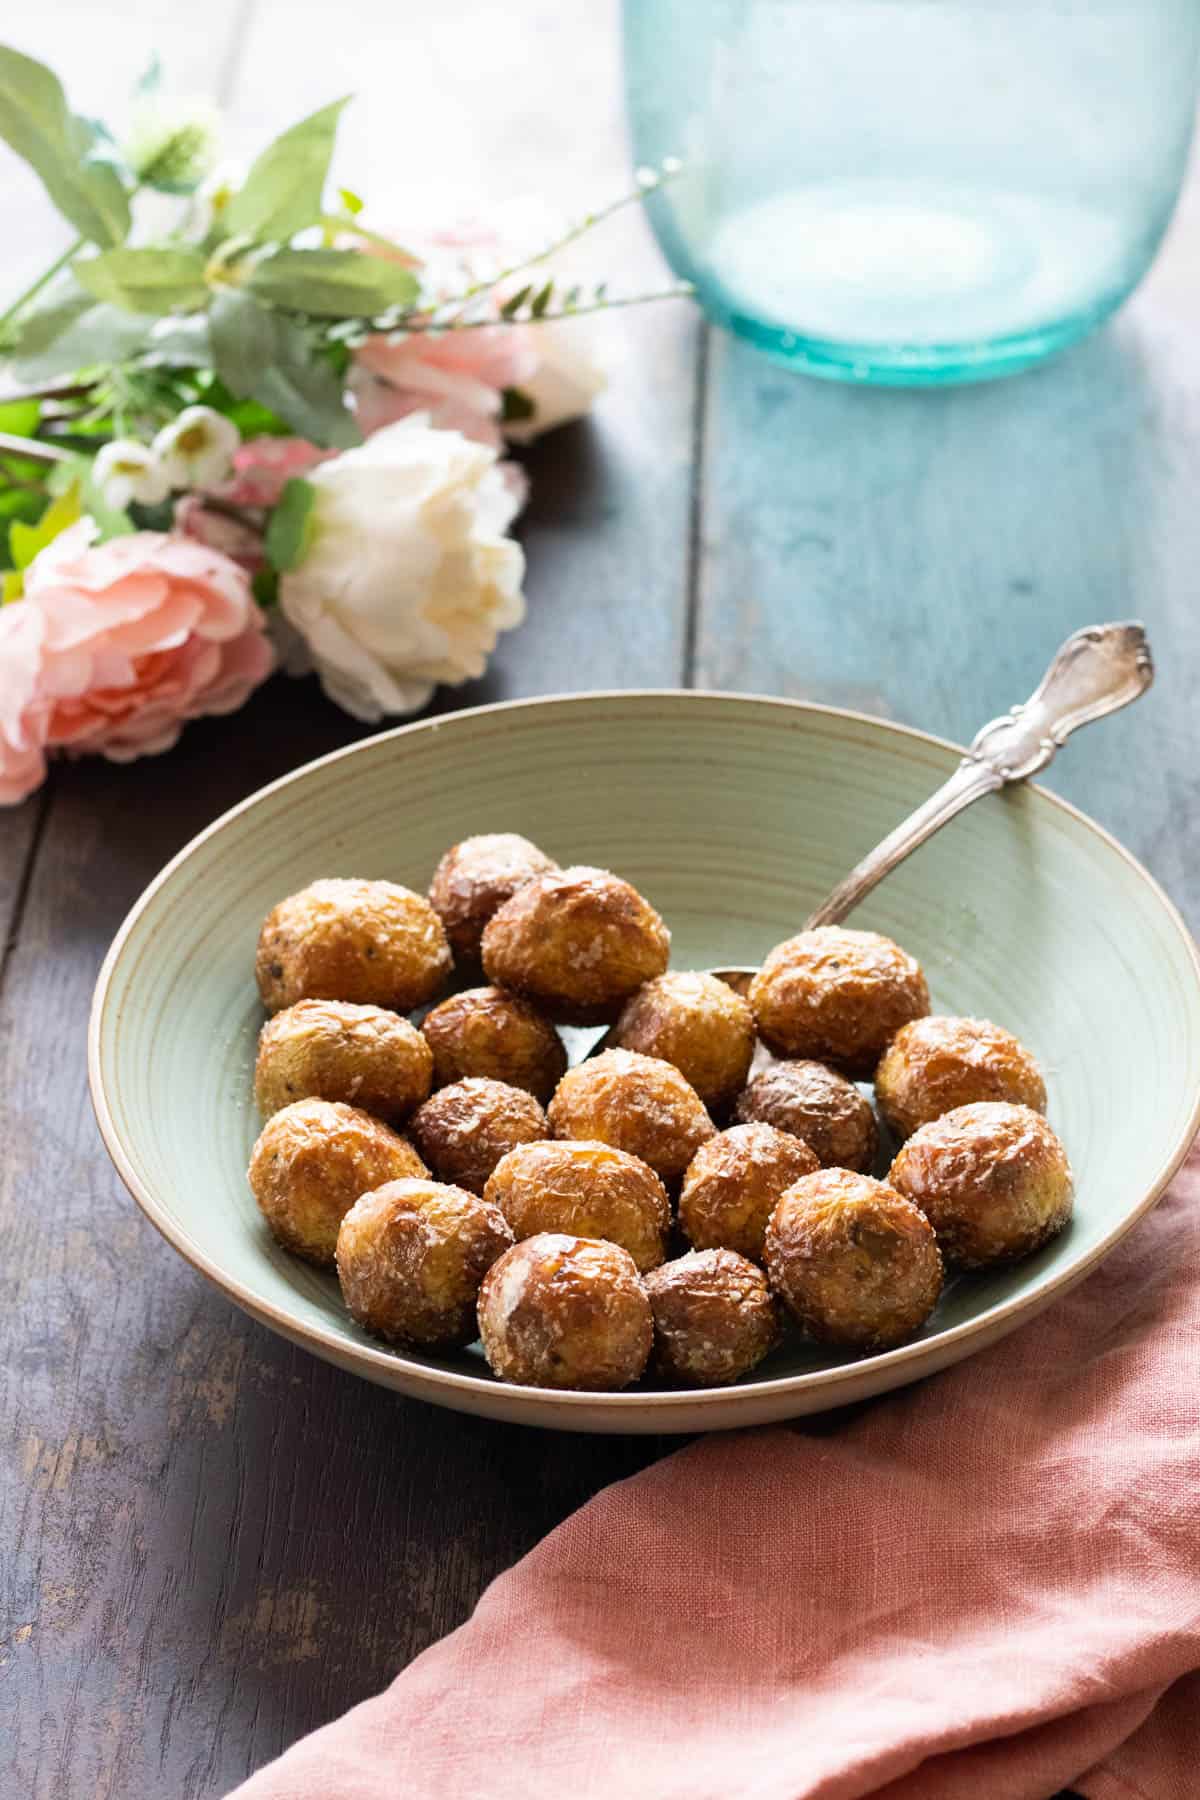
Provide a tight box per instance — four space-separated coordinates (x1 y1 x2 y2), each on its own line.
503 319 606 443
278 415 525 722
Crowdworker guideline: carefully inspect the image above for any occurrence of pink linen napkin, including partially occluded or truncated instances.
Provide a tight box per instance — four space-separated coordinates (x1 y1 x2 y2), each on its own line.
229 1143 1200 1800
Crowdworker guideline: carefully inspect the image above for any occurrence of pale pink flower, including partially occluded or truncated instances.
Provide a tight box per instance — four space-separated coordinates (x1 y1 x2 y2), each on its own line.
173 494 266 574
0 521 275 803
222 437 333 508
351 327 538 450
175 437 334 574
0 602 51 805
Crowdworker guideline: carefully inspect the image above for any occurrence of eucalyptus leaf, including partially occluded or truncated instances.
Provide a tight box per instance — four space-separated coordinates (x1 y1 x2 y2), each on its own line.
144 313 212 367
0 45 130 246
247 248 418 317
265 477 316 571
224 97 348 243
74 247 210 314
10 299 150 383
209 290 360 448
3 276 93 359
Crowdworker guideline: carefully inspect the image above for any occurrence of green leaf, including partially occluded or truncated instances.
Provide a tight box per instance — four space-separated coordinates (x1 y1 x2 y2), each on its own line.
133 54 162 99
337 186 363 216
73 247 209 314
499 283 532 320
9 479 81 570
2 568 24 602
209 290 360 448
265 477 316 571
3 275 93 358
500 386 535 424
0 46 130 245
247 248 418 317
0 399 41 438
143 313 211 367
530 279 554 319
9 298 150 383
252 565 279 608
224 97 348 243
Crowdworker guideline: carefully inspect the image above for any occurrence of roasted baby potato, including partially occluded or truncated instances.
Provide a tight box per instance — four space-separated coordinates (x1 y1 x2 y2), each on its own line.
256 878 451 1014
481 866 670 1024
764 1168 943 1350
748 926 929 1076
477 1233 653 1390
888 1101 1072 1267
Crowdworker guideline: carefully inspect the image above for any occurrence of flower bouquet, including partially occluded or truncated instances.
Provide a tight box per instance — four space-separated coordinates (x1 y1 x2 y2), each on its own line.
0 46 685 804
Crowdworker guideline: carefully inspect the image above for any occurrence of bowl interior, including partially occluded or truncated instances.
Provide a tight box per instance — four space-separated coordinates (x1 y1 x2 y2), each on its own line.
93 694 1200 1421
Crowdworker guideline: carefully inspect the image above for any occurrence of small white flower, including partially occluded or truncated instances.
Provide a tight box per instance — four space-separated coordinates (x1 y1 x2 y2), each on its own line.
153 406 241 491
502 319 606 444
186 161 244 241
279 415 525 721
93 439 171 510
123 96 221 191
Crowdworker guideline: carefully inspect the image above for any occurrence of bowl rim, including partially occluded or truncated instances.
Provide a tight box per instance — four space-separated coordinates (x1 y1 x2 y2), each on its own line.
88 688 1200 1412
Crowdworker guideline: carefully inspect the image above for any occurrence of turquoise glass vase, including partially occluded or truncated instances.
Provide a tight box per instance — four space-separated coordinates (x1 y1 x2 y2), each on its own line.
623 0 1200 384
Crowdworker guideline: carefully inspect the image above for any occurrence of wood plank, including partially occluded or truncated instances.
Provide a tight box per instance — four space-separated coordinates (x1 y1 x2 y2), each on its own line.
0 3 698 1794
695 160 1200 931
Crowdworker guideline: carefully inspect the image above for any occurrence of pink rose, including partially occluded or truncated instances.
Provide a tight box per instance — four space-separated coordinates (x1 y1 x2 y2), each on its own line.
223 437 333 508
0 521 275 804
0 602 51 805
351 327 538 450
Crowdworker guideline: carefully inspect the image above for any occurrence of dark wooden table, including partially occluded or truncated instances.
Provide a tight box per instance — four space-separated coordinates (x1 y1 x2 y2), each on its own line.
3 5 1197 1796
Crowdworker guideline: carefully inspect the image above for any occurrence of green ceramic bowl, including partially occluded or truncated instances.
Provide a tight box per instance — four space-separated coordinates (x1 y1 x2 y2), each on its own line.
89 693 1200 1433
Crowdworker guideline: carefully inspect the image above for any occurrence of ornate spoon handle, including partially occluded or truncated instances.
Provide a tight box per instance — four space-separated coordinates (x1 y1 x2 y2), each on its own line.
804 621 1154 931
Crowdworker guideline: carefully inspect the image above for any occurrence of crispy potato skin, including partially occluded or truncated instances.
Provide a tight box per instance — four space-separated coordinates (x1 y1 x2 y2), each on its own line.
610 971 756 1113
427 834 558 966
547 1048 714 1185
247 1098 427 1267
644 1249 781 1386
254 1000 433 1123
764 1168 943 1350
477 1233 652 1391
409 1077 548 1195
875 1016 1047 1141
480 866 670 1025
889 1101 1072 1268
679 1123 818 1262
748 927 929 1077
421 986 566 1102
336 1178 513 1348
484 1138 669 1272
256 878 452 1014
734 1059 878 1172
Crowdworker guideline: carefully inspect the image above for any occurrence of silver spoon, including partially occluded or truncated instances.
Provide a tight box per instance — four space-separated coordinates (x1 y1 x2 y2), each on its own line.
563 621 1154 1064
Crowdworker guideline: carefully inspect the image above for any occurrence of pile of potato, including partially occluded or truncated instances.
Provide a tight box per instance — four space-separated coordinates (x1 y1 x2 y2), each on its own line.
246 834 1072 1391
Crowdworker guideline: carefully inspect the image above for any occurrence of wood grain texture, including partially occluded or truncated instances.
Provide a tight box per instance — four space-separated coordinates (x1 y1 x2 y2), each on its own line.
0 3 697 1795
0 0 1186 1794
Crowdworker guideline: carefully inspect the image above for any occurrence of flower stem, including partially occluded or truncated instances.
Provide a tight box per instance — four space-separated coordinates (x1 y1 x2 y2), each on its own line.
0 236 86 339
0 431 70 465
394 285 692 334
435 166 682 324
